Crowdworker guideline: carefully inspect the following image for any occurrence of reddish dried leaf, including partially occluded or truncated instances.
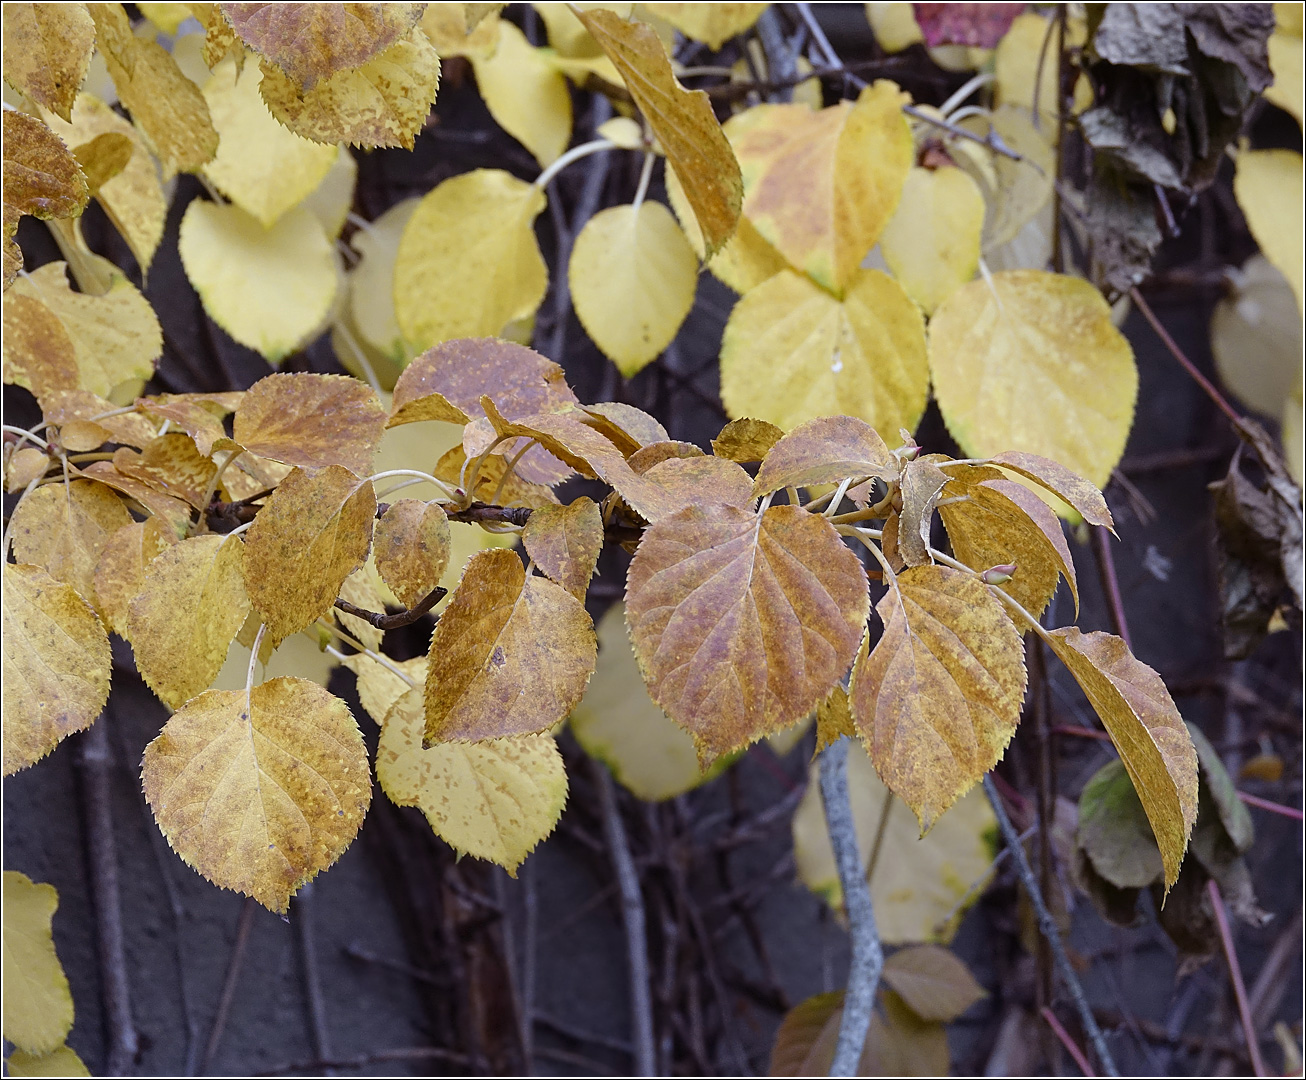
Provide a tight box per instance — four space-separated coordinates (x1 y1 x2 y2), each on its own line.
233 373 387 475
912 3 1025 47
627 440 706 474
135 394 239 458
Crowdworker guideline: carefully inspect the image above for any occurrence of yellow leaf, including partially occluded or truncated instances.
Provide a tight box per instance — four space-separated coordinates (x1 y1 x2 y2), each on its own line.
112 432 218 509
928 269 1138 489
374 498 451 608
1 3 96 122
258 27 440 150
1046 628 1198 890
1266 8 1303 126
572 601 727 800
2 291 78 397
730 83 913 293
38 387 158 448
77 460 194 537
522 496 602 599
1211 254 1303 419
135 390 241 459
471 21 572 167
5 447 51 493
880 166 984 315
424 547 597 742
346 196 420 368
71 131 135 195
993 12 1091 135
958 105 1054 251
533 3 631 59
642 3 768 48
433 443 561 509
92 516 178 635
641 454 755 514
331 564 387 651
233 372 386 474
125 533 250 708
420 2 501 59
137 2 191 35
222 2 425 89
1234 148 1304 315
380 685 566 873
937 465 1078 618
752 414 897 496
2 563 111 775
864 3 923 52
88 1 218 175
299 142 357 240
2 112 89 287
792 738 998 942
568 200 698 376
142 677 371 912
814 684 855 755
340 651 425 725
1 873 73 1053
393 170 547 350
576 7 742 258
711 416 785 463
201 56 340 227
596 115 644 149
850 564 1026 831
242 464 376 645
178 200 338 363
8 476 133 604
44 94 168 273
5 1044 91 1077
626 503 868 763
720 268 929 440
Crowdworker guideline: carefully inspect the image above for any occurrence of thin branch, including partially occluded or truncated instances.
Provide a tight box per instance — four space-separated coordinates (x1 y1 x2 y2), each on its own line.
983 775 1120 1076
1091 526 1133 650
591 759 657 1076
1209 878 1268 1077
293 881 333 1073
1042 1006 1097 1077
332 584 447 631
819 737 883 1077
1237 791 1304 820
202 897 258 1075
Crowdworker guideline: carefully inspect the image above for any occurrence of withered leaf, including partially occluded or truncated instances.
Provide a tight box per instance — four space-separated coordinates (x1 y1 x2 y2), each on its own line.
753 415 897 498
711 417 785 464
432 445 560 509
2 111 88 223
626 503 869 764
72 132 134 195
580 402 669 457
2 291 79 397
897 458 951 567
522 496 603 599
8 477 133 605
141 677 371 912
126 533 251 708
1077 758 1164 890
373 499 451 608
423 547 597 743
575 8 742 258
2 562 111 775
38 389 157 449
77 461 194 538
5 447 50 493
93 517 177 636
850 565 1026 831
984 450 1115 530
880 944 988 1022
135 393 238 459
642 454 755 514
234 373 387 475
627 439 706 474
1046 627 1198 890
1 3 96 122
814 684 856 756
242 465 377 645
112 433 219 510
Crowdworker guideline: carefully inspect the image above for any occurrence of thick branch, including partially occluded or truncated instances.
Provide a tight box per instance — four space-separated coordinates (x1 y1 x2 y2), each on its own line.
819 737 883 1076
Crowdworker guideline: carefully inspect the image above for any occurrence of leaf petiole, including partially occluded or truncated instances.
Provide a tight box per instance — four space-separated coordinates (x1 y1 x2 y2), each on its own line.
532 138 618 192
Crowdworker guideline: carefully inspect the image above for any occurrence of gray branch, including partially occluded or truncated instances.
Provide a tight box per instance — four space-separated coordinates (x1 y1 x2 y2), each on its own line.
982 775 1120 1076
819 737 884 1076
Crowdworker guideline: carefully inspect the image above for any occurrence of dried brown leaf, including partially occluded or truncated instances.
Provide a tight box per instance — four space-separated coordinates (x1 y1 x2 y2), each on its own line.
522 496 603 599
374 498 451 608
92 517 177 636
1 4 95 121
753 415 897 498
712 417 785 463
112 433 219 510
2 292 78 397
2 111 88 222
233 373 387 475
77 461 194 537
580 402 669 456
897 458 950 567
881 944 987 1022
985 450 1114 530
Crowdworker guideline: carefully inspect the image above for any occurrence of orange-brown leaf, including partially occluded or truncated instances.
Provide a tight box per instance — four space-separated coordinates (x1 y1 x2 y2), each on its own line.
711 417 785 463
37 388 157 449
752 415 897 498
850 564 1026 831
897 458 950 567
77 460 194 538
432 444 560 508
93 517 177 636
643 454 755 513
2 111 88 222
625 503 869 763
1 3 96 122
373 498 451 608
522 496 603 599
579 402 669 457
2 291 78 396
135 393 241 458
423 547 597 742
112 433 219 510
233 373 387 475
985 450 1114 531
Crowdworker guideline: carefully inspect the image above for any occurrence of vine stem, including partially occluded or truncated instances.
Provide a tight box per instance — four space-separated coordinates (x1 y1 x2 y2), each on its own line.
533 138 618 191
1209 878 1267 1076
818 737 883 1077
631 151 656 212
1042 1006 1096 1076
983 775 1119 1076
2 423 48 448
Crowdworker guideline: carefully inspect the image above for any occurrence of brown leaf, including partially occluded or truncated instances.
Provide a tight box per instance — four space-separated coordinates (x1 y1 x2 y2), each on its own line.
897 458 950 567
881 944 987 1021
77 461 194 537
753 415 898 498
37 388 157 449
125 533 251 708
135 393 237 459
2 292 79 396
626 503 869 763
575 8 742 258
72 132 134 194
579 402 669 456
712 417 785 463
850 565 1026 831
221 2 425 90
1046 627 1198 890
522 496 602 599
5 446 50 492
3 562 110 775
627 439 706 473
1 3 96 121
432 444 560 508
390 338 579 485
8 477 133 606
814 684 856 755
938 465 1078 618
2 111 88 223
423 547 597 742
112 433 219 510
233 373 387 475
242 465 377 644
985 451 1114 531
92 517 177 636
141 677 371 912
374 498 451 608
645 455 754 514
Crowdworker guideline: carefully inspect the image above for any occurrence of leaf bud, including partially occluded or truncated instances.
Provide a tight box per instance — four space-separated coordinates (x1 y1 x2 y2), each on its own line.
981 563 1017 585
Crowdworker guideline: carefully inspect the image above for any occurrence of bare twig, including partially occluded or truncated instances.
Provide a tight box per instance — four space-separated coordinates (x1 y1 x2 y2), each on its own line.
293 882 333 1074
78 717 140 1076
1237 791 1305 820
333 585 446 631
819 737 883 1077
1042 1006 1097 1077
201 897 258 1075
1091 527 1133 650
1209 879 1268 1077
984 775 1120 1076
591 760 658 1076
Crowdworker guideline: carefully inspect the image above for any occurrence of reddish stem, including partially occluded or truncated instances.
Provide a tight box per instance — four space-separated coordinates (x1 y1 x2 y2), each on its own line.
1091 527 1133 650
1208 878 1268 1076
1237 791 1305 821
1041 1006 1097 1077
1052 725 1111 742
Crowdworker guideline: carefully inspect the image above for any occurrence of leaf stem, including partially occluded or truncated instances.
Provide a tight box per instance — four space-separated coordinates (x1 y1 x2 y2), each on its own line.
1041 1006 1097 1077
1 471 45 557
533 139 618 192
818 737 884 1077
367 468 457 499
333 319 384 397
488 439 537 507
1209 878 1268 1076
926 545 1056 644
983 775 1119 1076
195 448 246 536
323 642 418 692
631 152 656 213
823 476 855 518
246 624 267 704
2 423 48 449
